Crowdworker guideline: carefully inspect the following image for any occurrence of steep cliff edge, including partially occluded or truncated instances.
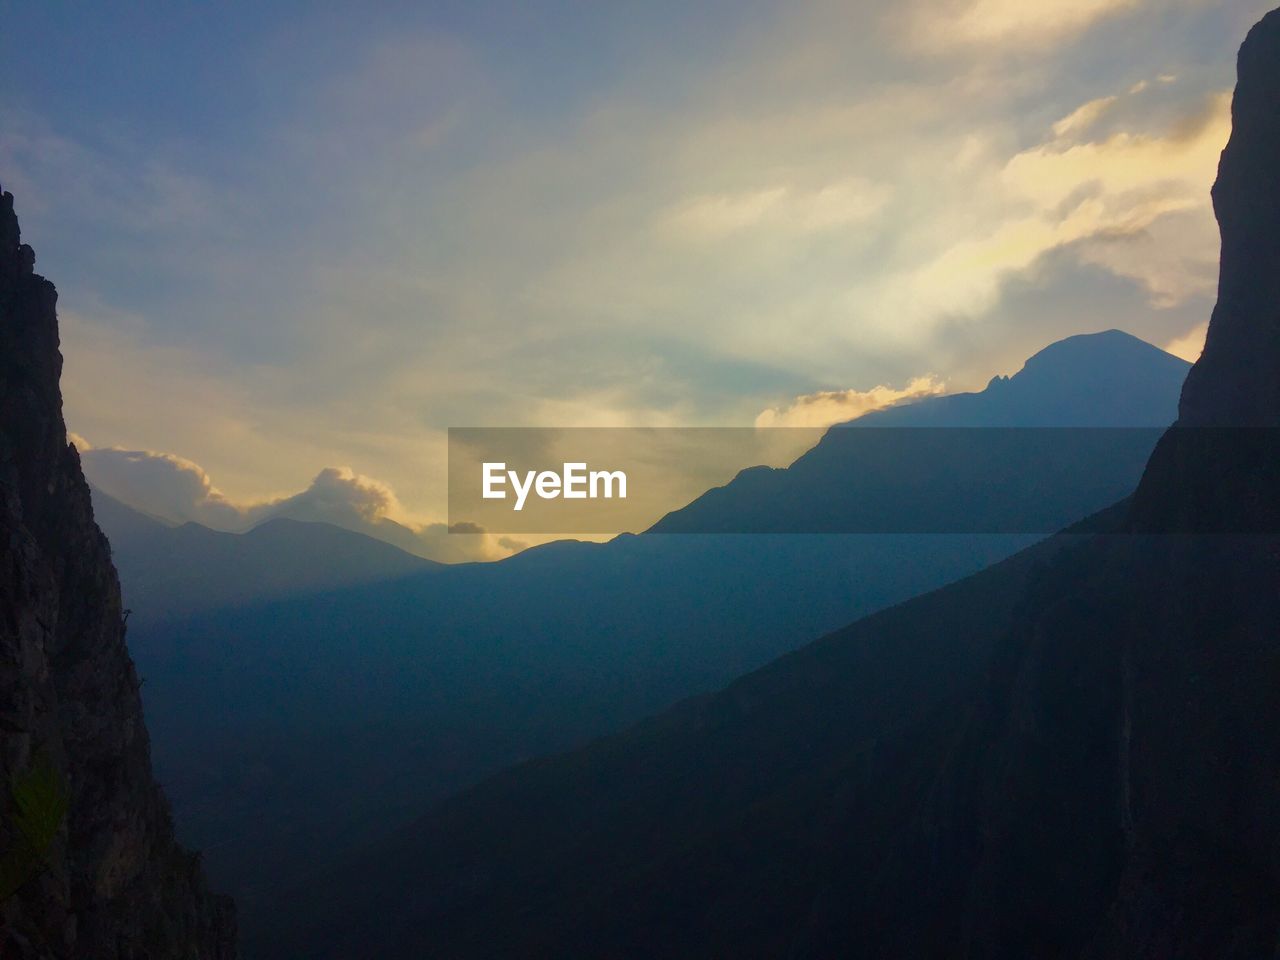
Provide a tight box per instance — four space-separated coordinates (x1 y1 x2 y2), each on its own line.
0 187 235 957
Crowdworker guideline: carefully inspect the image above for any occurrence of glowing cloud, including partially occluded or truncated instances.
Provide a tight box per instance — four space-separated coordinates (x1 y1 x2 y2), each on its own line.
755 376 947 428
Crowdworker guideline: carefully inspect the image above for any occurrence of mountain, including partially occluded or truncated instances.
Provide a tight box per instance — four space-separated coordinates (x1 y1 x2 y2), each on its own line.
0 189 235 956
255 11 1280 957
650 330 1186 536
124 328 1189 929
256 495 440 560
853 329 1193 427
90 489 436 620
88 487 175 541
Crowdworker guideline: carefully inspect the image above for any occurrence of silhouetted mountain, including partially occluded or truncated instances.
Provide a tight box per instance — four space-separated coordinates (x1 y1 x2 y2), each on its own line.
88 487 174 539
253 11 1280 957
0 188 235 956
90 488 436 620
650 330 1185 535
855 329 1193 427
261 495 438 560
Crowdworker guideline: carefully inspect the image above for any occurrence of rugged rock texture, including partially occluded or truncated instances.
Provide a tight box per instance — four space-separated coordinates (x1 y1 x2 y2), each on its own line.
0 187 236 957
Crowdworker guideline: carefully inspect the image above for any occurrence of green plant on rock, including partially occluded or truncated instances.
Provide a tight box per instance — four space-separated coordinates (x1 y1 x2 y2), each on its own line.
0 751 69 903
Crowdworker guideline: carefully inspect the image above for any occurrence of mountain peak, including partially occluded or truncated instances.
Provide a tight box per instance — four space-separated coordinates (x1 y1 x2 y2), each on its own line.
852 329 1188 428
0 186 36 281
1016 329 1185 378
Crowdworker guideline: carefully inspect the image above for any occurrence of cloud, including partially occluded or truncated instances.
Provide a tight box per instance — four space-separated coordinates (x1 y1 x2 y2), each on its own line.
754 376 947 428
81 447 249 530
909 0 1144 51
1164 320 1208 362
1052 96 1119 139
268 467 402 527
660 178 891 241
885 83 1229 330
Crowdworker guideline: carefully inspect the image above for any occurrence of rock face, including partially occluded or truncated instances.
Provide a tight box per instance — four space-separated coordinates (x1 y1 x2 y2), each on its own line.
1179 7 1280 428
0 188 236 957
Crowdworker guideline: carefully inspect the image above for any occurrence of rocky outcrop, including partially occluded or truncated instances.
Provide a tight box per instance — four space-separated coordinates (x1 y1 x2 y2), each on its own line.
0 187 235 957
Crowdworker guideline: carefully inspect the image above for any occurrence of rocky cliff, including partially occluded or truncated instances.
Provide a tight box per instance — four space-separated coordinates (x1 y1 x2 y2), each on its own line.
0 187 236 957
1178 6 1280 429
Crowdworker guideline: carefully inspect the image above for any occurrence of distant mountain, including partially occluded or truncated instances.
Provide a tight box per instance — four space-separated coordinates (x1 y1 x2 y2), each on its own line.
90 486 174 537
251 12 1280 957
91 488 436 619
261 490 442 560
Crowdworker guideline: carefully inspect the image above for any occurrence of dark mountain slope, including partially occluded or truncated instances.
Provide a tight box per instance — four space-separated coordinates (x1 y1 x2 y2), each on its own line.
259 506 1123 959
89 490 436 620
260 8 1280 958
0 188 235 956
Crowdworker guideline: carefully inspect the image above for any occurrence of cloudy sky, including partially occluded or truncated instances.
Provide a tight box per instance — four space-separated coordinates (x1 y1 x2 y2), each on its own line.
1 0 1270 557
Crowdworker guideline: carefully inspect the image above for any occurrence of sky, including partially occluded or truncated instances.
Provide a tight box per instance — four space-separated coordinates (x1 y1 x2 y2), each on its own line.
1 0 1272 559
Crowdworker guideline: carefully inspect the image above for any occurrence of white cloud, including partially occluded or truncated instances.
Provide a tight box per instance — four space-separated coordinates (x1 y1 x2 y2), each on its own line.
755 376 947 428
